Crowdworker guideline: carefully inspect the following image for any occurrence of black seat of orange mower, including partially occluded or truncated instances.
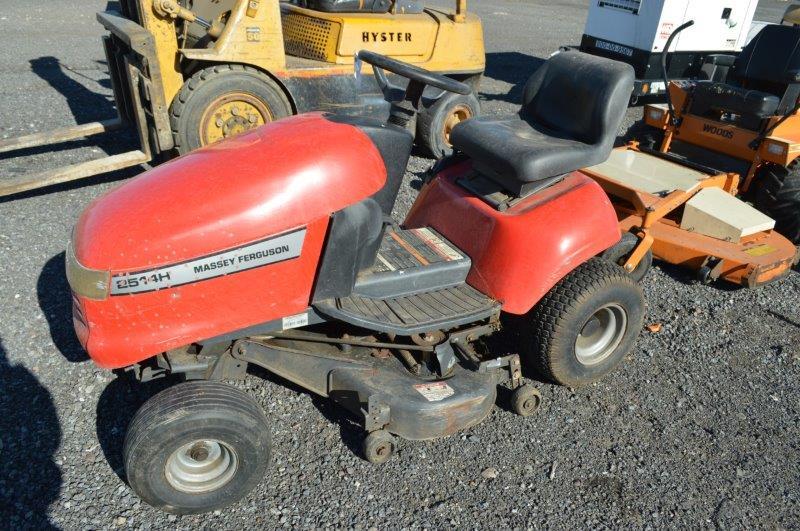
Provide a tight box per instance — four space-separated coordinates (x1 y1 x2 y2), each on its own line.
450 51 634 196
691 25 800 121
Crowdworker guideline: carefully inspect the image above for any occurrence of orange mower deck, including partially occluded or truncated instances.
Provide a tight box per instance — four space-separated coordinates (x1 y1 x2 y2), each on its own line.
582 146 799 287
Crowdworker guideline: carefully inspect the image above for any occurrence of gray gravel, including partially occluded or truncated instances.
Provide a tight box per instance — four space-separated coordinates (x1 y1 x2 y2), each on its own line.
1 0 799 529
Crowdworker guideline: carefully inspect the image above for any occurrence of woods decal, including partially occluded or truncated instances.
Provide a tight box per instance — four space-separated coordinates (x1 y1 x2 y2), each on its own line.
702 124 734 139
362 31 413 42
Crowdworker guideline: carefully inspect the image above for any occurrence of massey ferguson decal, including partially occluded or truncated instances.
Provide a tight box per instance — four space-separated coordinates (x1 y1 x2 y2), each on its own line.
110 228 306 295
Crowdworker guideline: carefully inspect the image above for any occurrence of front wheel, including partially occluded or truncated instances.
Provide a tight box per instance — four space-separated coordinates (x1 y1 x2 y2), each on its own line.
417 91 480 158
123 381 271 515
520 258 646 387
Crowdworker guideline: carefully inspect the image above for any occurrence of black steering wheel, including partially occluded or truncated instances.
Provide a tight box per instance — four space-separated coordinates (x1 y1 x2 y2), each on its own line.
357 50 472 97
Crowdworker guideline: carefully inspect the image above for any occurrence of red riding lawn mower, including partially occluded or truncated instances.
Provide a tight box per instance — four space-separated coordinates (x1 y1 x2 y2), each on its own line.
67 50 644 514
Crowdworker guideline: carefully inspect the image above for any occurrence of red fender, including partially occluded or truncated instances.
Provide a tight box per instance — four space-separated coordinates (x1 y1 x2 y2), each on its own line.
404 162 621 314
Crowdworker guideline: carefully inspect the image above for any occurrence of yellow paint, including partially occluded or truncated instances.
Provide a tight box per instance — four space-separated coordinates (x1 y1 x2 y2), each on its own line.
745 244 777 257
278 4 484 72
138 0 184 106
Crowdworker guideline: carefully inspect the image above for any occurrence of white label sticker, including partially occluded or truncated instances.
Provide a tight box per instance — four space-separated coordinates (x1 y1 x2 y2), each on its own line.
282 312 309 330
111 228 306 295
414 382 455 402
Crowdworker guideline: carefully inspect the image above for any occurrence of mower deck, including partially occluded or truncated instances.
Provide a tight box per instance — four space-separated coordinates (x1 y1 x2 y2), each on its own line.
315 227 500 334
584 147 798 287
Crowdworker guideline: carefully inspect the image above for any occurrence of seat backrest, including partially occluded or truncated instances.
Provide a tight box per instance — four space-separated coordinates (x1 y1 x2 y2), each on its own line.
520 51 634 148
733 24 800 88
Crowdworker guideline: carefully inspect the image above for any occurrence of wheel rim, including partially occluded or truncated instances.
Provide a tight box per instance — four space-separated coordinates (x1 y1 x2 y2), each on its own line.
165 439 239 493
443 104 473 145
374 442 391 458
200 92 272 146
575 303 627 366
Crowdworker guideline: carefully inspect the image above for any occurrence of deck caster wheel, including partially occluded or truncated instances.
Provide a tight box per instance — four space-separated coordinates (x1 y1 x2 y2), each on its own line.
511 385 542 417
363 430 397 465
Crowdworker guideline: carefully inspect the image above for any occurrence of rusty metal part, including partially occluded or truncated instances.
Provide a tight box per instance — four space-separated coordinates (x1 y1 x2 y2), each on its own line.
410 331 445 347
396 349 421 374
258 330 435 352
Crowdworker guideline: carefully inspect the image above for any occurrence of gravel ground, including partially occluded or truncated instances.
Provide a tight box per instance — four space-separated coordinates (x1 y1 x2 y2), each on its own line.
1 1 798 529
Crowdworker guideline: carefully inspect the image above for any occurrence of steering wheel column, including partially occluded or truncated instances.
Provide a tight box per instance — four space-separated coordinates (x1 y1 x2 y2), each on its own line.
356 50 472 132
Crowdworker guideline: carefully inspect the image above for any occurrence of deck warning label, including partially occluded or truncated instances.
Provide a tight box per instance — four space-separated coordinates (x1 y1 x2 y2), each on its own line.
414 382 455 402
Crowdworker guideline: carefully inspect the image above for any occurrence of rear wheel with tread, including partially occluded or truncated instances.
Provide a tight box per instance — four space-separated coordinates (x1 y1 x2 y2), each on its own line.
753 163 800 244
123 381 272 515
170 64 292 155
520 258 646 387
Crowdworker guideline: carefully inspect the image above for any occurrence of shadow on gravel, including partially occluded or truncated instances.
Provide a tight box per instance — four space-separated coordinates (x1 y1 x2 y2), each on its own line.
38 252 88 363
0 337 62 529
29 56 115 125
245 365 365 457
96 374 173 482
655 261 741 292
483 52 546 104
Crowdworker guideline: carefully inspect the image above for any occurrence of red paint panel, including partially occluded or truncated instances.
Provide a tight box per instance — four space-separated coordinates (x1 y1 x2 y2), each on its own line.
71 113 387 368
405 163 620 314
73 113 386 271
78 220 328 369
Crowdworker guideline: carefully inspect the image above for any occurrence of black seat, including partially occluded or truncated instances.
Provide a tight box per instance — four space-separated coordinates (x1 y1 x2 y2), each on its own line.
692 81 780 117
690 25 800 125
450 51 634 196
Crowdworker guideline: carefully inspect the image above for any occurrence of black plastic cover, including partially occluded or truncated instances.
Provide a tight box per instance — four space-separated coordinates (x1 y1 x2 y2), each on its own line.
691 81 780 118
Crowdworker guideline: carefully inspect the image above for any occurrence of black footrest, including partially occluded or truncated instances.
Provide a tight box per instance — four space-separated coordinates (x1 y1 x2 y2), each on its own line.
354 227 471 299
315 284 500 335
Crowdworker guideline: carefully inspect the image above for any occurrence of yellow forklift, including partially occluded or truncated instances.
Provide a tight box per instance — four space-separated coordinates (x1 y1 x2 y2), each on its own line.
0 0 484 197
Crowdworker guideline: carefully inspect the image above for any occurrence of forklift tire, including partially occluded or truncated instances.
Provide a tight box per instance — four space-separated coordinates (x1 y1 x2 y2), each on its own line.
123 381 271 515
601 232 653 282
521 258 645 388
417 91 480 158
753 163 800 245
170 64 292 155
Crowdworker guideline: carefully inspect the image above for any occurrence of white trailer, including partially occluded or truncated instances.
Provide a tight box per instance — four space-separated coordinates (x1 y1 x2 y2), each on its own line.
577 0 759 99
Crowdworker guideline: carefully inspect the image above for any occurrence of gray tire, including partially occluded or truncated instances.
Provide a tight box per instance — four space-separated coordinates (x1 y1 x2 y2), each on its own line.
123 381 271 515
521 258 645 387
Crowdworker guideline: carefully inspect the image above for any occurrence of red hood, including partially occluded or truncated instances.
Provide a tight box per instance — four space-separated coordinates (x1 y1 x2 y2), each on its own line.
73 113 386 271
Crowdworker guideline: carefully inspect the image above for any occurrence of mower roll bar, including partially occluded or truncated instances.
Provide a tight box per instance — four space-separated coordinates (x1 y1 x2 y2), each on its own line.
661 20 695 126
